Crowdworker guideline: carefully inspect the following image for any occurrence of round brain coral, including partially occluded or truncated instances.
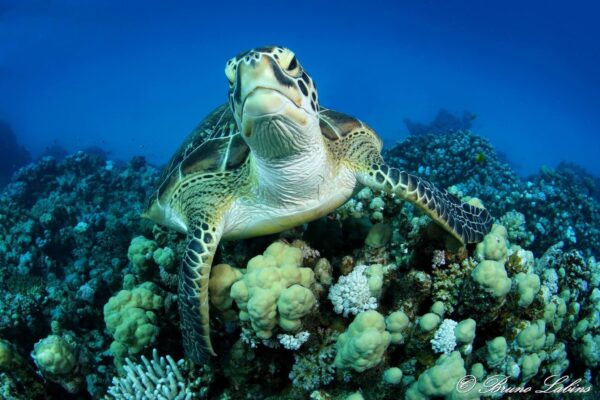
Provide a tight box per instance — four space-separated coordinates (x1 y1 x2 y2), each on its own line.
32 335 77 376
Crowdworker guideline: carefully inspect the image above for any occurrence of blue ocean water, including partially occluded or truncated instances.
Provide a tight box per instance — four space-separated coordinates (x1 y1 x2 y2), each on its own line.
1 0 599 176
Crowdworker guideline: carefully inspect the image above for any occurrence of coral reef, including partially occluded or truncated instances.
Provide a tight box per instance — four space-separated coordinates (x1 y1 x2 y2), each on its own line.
0 125 598 399
384 130 600 257
0 152 159 398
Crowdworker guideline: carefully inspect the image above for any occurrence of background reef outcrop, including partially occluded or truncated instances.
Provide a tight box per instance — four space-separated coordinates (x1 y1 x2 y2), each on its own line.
384 130 599 257
0 128 598 399
0 121 31 188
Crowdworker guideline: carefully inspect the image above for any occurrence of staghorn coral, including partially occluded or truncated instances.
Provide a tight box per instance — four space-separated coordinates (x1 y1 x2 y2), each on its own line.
106 349 211 399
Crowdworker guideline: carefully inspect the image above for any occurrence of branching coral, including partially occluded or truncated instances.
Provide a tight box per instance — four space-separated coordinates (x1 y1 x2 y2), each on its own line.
106 349 204 400
328 265 378 317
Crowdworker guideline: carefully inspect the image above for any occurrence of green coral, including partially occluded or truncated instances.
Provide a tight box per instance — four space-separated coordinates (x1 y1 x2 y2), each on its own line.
31 334 81 393
383 367 403 384
471 260 511 298
0 339 14 370
486 336 507 367
385 311 410 344
454 319 476 345
208 263 243 311
475 224 509 262
127 236 157 275
515 272 541 307
103 282 163 358
418 313 441 332
334 310 391 372
31 335 77 376
516 320 546 352
152 246 175 271
405 351 467 400
498 210 534 247
520 353 541 381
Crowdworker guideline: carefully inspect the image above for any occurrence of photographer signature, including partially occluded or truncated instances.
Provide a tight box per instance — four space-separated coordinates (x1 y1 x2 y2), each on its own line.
456 374 592 395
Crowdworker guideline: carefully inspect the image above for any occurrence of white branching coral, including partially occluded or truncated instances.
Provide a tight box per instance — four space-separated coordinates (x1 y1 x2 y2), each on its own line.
328 265 378 317
106 349 192 400
431 319 458 354
278 331 311 350
431 249 446 268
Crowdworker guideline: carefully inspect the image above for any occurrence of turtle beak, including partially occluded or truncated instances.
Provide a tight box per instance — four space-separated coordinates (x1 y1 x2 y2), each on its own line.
241 87 309 138
235 55 302 113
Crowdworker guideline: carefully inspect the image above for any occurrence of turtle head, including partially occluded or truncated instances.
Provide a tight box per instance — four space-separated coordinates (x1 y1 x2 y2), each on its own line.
225 46 320 158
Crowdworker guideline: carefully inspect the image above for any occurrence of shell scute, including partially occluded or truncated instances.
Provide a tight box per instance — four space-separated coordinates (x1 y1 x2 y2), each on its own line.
156 103 249 198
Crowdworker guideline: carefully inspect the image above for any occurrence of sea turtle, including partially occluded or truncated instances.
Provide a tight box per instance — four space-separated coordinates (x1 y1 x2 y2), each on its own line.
145 46 493 364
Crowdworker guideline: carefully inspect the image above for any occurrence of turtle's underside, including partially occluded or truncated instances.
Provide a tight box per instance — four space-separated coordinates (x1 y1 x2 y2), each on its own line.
145 46 493 364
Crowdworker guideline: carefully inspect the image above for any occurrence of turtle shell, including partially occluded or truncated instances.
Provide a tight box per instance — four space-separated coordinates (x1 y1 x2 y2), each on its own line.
154 103 249 200
153 104 382 202
319 107 383 150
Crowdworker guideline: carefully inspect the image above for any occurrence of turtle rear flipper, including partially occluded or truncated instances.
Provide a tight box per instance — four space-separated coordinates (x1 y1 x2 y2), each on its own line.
179 224 221 363
364 164 493 244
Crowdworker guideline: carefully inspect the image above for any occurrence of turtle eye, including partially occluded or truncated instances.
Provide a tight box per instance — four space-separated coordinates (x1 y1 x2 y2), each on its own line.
279 50 301 76
287 56 298 71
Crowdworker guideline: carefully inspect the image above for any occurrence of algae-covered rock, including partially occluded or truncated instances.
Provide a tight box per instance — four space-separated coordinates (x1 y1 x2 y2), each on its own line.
365 223 392 249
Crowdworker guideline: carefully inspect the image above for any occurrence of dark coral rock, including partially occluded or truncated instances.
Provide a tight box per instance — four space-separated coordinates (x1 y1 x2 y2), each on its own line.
0 121 31 188
384 130 599 257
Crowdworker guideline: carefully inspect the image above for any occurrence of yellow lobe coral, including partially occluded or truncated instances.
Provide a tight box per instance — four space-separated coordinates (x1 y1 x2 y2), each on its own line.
475 224 509 262
230 241 316 339
209 263 242 311
335 310 391 372
103 282 163 357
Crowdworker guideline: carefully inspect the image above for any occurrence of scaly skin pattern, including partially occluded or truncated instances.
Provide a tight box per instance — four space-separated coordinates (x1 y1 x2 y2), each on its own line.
146 46 493 364
173 163 250 360
327 126 493 244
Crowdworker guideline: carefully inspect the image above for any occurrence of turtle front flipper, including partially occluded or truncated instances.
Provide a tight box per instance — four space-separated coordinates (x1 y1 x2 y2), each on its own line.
360 163 493 244
179 223 221 363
